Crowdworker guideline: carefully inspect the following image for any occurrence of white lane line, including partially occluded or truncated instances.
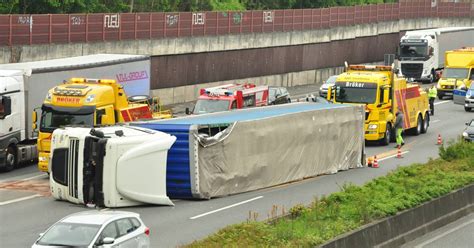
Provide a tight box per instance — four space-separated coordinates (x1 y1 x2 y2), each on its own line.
434 100 449 106
414 218 474 248
0 173 47 184
100 208 110 211
431 119 441 124
190 196 263 220
19 174 48 181
0 194 42 206
378 151 410 161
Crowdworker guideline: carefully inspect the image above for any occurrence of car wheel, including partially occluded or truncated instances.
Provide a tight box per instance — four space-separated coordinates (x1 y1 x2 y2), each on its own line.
379 124 391 146
465 107 472 112
4 147 17 172
421 113 429 134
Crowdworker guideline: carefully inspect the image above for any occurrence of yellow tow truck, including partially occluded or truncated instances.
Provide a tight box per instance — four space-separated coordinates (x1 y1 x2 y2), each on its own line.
328 64 430 145
437 47 474 99
35 78 172 172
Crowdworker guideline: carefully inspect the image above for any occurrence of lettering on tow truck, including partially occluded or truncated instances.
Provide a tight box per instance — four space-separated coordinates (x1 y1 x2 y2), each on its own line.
346 82 365 88
56 96 80 104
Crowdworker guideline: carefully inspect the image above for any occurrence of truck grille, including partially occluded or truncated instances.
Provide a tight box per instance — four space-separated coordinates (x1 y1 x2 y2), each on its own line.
68 139 79 198
401 63 423 79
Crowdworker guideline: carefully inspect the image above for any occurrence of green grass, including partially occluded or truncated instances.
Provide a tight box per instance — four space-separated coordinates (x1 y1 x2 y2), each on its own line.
187 141 474 247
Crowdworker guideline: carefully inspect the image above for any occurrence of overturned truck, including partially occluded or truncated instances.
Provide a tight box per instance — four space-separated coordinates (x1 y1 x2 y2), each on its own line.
133 102 366 200
49 102 365 207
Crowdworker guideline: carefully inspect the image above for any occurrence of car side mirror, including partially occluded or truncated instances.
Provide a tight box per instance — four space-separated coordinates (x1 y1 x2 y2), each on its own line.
185 107 190 115
102 237 115 245
467 122 470 126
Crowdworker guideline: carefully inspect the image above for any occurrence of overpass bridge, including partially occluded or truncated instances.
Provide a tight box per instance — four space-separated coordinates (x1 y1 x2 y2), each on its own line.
0 0 472 104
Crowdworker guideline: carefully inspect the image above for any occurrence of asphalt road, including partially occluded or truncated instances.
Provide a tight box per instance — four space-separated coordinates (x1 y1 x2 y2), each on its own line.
1 84 473 248
401 213 474 248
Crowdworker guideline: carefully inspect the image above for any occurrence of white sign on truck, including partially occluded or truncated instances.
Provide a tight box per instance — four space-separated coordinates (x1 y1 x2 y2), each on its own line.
397 27 474 83
0 54 150 171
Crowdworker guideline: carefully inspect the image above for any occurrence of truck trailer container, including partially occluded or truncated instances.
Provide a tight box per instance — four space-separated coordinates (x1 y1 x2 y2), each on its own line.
397 27 474 83
0 54 151 171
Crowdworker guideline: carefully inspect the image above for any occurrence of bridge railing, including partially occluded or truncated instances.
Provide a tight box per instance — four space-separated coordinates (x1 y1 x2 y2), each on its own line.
0 0 471 46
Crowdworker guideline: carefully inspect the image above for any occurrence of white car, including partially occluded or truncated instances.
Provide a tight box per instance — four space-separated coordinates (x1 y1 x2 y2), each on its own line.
32 211 150 248
319 75 338 98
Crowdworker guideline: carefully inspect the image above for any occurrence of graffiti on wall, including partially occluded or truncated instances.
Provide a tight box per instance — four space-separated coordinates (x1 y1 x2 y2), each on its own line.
263 11 274 23
192 13 205 25
104 14 120 28
166 14 179 26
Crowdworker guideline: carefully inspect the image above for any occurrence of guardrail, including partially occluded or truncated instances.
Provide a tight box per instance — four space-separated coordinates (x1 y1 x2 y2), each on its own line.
0 0 472 46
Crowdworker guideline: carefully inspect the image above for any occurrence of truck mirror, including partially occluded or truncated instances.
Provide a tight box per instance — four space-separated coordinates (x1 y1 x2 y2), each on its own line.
32 123 37 131
32 110 37 123
185 107 190 115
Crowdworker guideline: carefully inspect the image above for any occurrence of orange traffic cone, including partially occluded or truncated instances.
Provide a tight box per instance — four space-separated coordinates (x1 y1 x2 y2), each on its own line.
397 146 403 159
372 156 379 168
437 134 442 145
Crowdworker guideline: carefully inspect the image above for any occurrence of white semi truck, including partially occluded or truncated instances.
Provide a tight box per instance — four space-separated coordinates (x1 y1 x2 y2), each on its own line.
49 126 175 207
397 27 474 83
0 54 151 171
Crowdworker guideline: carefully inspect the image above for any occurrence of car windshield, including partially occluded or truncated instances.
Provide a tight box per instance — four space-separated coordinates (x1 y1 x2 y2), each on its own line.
193 99 230 114
269 88 278 101
325 76 338 85
335 82 377 104
400 43 427 58
469 120 474 127
40 108 94 133
443 68 469 79
36 222 101 247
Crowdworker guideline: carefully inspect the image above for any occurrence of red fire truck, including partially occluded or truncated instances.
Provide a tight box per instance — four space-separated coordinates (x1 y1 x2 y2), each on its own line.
186 84 269 115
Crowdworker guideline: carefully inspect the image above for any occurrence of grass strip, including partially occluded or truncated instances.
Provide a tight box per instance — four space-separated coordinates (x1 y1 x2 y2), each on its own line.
187 140 474 247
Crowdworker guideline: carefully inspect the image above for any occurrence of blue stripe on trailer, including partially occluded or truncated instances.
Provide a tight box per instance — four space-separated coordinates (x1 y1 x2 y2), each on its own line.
133 123 193 198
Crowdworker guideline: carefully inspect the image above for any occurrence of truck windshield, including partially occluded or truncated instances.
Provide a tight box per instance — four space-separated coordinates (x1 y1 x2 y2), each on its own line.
193 99 230 114
335 82 377 104
443 68 469 79
400 44 427 58
40 106 94 133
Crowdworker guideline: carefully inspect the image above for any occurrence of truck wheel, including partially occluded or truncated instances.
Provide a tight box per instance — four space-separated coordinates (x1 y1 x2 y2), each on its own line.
412 115 422 136
380 124 391 146
465 107 472 112
421 113 429 134
4 147 17 172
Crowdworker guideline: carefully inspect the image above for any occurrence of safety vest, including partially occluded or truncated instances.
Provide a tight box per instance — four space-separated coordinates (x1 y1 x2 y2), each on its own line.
428 87 437 98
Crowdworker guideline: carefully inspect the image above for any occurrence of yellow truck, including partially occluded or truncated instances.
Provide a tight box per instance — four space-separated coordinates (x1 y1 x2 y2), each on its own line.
35 78 172 172
437 47 474 99
328 64 430 145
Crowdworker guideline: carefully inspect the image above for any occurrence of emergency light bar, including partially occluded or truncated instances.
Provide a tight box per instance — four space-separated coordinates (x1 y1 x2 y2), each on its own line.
53 87 82 96
348 65 393 72
69 78 116 84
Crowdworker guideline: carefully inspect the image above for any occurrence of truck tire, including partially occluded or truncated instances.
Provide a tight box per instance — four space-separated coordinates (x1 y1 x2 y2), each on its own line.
4 146 17 172
421 113 429 134
380 124 391 146
465 107 472 112
411 115 422 136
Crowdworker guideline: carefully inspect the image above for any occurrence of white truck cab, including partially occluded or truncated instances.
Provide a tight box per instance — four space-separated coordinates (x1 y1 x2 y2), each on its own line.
49 125 176 207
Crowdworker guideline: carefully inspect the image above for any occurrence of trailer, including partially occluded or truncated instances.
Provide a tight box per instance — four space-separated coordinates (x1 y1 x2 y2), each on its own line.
397 27 474 83
133 102 365 199
0 54 150 171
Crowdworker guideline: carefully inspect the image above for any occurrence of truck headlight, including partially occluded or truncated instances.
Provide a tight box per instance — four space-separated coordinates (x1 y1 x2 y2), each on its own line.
368 124 378 130
38 156 48 162
45 92 52 101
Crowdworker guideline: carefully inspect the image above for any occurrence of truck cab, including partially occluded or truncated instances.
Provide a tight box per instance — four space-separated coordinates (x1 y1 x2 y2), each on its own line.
398 32 437 82
37 78 160 172
328 65 430 145
437 48 474 99
188 84 269 115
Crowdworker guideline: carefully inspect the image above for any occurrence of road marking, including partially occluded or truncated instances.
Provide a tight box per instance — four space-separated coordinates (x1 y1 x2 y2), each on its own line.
190 196 263 220
0 173 47 184
431 119 441 124
0 194 41 206
434 100 449 106
414 218 474 248
20 174 48 181
378 151 410 161
100 208 110 211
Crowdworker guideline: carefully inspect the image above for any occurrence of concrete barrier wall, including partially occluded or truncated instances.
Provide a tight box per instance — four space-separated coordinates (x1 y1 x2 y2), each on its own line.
320 183 474 248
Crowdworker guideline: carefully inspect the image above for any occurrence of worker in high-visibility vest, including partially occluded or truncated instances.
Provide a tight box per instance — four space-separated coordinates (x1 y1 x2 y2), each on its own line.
428 85 437 115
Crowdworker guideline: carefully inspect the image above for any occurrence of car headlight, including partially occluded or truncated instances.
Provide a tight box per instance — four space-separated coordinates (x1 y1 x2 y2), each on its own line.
319 86 323 91
368 124 378 130
463 132 468 137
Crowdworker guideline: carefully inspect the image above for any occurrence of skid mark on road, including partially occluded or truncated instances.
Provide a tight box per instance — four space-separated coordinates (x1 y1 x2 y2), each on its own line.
0 179 51 197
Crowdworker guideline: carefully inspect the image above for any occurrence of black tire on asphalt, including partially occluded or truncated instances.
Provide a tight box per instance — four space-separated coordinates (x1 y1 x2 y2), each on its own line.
438 94 443 100
465 107 472 112
380 124 391 146
4 146 17 172
421 113 429 134
411 115 422 136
